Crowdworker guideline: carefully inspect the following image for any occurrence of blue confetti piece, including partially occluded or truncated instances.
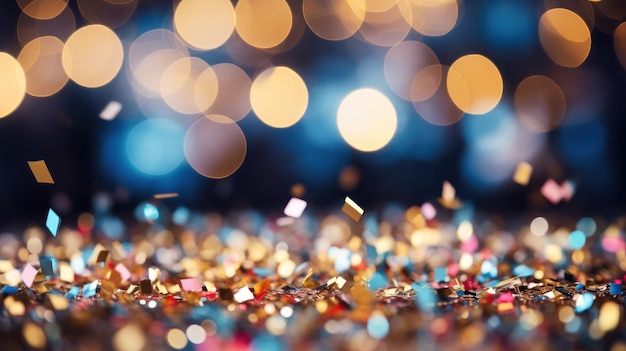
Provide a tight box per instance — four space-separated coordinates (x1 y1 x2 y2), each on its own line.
575 293 594 313
434 267 448 282
253 268 274 277
610 283 622 295
365 244 378 262
416 287 437 312
39 256 55 276
368 271 388 291
65 286 80 299
575 283 585 290
46 208 60 236
82 280 98 298
513 265 534 277
481 260 498 279
1 286 19 295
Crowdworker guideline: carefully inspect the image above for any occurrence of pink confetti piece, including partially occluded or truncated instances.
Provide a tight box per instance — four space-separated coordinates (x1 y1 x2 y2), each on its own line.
115 263 131 282
180 278 203 292
497 292 515 303
541 179 576 204
461 234 478 253
421 202 436 220
283 197 307 218
21 264 38 288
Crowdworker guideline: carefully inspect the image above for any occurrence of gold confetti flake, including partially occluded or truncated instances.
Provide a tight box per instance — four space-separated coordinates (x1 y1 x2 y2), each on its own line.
438 180 462 209
342 196 364 222
513 162 533 185
27 160 54 184
154 193 179 199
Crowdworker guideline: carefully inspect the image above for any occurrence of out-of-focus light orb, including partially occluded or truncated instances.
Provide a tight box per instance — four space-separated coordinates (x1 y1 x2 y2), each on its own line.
18 0 69 20
76 0 138 28
128 29 189 97
544 0 595 30
174 0 235 50
126 119 185 176
112 324 146 351
0 53 27 118
250 66 308 128
530 217 549 236
235 0 292 49
166 328 187 350
17 5 76 46
576 217 596 237
447 54 503 115
62 24 124 88
159 57 218 115
205 63 252 122
337 88 397 152
184 116 247 179
539 8 591 68
568 230 586 250
398 0 459 37
186 324 206 345
358 3 411 47
18 36 68 97
135 202 159 222
614 23 626 70
302 0 366 41
514 75 566 133
384 40 440 101
412 65 464 126
367 311 390 340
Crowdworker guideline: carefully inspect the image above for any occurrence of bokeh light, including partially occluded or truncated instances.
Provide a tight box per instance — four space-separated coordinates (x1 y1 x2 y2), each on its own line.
398 0 459 37
159 57 218 115
412 65 464 126
250 66 308 128
384 41 440 101
174 0 235 51
18 36 68 97
447 54 503 115
614 22 626 70
204 63 252 122
76 0 138 28
0 52 27 118
18 0 69 20
302 0 366 41
184 116 247 179
62 24 124 88
17 5 76 46
337 88 397 152
126 119 185 176
358 2 410 47
234 0 293 49
539 8 591 68
514 75 566 133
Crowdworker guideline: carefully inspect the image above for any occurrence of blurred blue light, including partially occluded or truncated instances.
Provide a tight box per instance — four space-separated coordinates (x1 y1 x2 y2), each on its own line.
134 202 160 222
576 217 596 237
482 1 536 55
125 118 185 176
98 215 125 240
557 118 606 168
172 206 190 225
367 314 390 340
568 230 586 250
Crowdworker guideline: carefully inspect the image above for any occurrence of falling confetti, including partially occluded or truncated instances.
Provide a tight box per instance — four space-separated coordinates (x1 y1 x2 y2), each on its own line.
341 196 364 222
45 208 60 236
283 197 307 218
27 160 54 184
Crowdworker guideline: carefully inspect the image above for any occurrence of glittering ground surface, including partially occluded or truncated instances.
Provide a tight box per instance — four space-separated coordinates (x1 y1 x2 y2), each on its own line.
1 201 625 351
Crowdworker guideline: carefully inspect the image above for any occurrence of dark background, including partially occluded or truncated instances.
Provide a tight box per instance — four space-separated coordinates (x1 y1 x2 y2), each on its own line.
1 0 625 231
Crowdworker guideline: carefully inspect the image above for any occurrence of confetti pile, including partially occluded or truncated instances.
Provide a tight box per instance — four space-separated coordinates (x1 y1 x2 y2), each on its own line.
0 195 625 351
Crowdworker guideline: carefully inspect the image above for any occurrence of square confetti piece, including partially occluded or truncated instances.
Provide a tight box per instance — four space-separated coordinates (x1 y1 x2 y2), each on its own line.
283 197 307 218
82 280 98 298
21 264 38 288
99 101 122 121
179 278 203 292
39 256 54 276
513 161 533 185
342 196 364 222
115 263 131 282
96 250 109 263
46 208 60 236
27 160 54 184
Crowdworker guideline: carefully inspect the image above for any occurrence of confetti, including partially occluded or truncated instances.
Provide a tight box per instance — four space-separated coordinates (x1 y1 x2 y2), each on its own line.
114 263 132 282
541 179 576 204
99 101 122 121
233 286 255 303
27 160 54 184
438 180 462 209
82 280 98 298
21 264 38 288
283 197 307 218
154 193 179 199
341 196 364 222
179 278 203 292
513 161 533 185
45 208 60 236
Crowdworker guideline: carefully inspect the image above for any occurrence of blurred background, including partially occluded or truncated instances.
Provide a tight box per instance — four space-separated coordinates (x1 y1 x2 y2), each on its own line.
0 0 625 230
